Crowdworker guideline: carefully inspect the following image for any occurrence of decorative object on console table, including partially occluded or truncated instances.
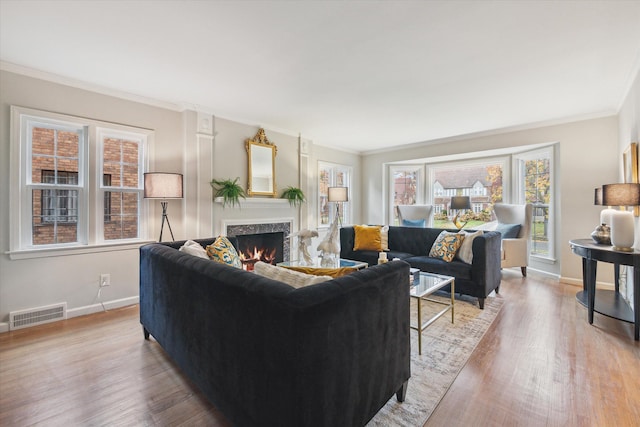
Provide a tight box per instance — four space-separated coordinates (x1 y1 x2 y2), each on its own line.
591 187 611 245
144 172 183 242
602 183 640 251
450 196 471 229
210 177 246 208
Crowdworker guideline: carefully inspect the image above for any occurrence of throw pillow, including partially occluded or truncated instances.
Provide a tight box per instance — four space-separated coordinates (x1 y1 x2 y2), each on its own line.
254 261 332 288
429 231 464 262
496 223 522 238
380 225 390 251
456 230 483 264
179 239 209 259
402 219 426 228
353 225 383 251
206 236 242 269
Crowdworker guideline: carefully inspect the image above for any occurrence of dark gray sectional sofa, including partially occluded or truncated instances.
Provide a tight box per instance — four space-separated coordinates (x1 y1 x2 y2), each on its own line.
139 237 411 427
340 226 502 309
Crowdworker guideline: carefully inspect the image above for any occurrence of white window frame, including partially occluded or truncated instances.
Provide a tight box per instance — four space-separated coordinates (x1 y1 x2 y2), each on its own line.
10 106 151 259
388 164 425 224
318 161 352 228
513 146 555 261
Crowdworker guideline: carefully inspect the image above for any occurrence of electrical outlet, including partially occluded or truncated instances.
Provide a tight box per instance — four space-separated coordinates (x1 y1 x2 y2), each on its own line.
100 273 111 287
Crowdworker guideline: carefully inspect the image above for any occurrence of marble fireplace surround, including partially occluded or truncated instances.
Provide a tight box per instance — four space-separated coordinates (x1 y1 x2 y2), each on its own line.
214 198 298 263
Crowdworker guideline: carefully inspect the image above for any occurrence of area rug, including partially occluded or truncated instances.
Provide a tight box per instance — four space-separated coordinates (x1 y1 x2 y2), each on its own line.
367 294 504 426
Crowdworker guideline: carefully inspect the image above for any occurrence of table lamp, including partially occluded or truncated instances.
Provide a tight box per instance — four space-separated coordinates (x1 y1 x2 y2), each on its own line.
602 183 640 251
144 172 183 241
450 196 471 229
328 186 348 227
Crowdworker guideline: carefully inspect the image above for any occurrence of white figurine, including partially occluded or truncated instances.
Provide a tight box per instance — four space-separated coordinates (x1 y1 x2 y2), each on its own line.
317 218 340 266
288 229 318 265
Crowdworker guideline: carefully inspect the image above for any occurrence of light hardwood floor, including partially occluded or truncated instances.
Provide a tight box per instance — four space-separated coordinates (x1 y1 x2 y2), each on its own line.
1 271 639 426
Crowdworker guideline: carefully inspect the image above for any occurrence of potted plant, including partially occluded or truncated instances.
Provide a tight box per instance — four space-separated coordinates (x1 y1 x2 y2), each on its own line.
281 186 306 207
210 177 246 208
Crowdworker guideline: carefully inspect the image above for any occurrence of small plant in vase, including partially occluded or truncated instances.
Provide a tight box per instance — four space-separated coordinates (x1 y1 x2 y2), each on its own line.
210 177 246 208
281 186 306 207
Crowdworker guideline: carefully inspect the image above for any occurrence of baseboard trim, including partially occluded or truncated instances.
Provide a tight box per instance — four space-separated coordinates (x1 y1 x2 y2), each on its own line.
559 276 614 290
67 296 139 319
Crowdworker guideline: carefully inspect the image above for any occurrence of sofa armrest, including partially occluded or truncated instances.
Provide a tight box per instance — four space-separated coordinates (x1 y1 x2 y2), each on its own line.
470 231 502 296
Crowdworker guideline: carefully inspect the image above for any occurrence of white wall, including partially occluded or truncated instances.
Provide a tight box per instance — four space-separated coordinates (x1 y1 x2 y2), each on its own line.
0 70 185 328
362 116 620 282
0 70 362 329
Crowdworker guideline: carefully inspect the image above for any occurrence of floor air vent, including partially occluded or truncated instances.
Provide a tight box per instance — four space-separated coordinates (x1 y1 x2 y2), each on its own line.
9 303 67 330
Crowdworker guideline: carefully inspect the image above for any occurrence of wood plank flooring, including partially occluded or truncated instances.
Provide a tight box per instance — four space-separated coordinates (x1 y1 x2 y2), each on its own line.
1 271 638 426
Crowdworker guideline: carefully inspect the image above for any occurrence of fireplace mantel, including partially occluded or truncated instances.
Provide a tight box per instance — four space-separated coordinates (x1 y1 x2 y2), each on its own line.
213 197 292 209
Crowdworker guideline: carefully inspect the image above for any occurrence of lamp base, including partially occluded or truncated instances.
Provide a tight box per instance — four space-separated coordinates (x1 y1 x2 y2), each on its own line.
452 213 467 230
612 246 634 252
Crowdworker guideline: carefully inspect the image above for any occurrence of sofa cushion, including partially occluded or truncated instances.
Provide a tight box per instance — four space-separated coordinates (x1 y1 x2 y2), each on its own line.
428 231 464 262
179 239 209 259
456 230 483 264
402 218 426 228
206 236 242 268
405 256 473 281
353 225 383 251
496 223 521 238
254 261 332 288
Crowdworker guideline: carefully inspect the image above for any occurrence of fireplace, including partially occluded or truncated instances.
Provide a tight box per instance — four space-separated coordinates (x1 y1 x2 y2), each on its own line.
235 232 284 271
225 220 292 270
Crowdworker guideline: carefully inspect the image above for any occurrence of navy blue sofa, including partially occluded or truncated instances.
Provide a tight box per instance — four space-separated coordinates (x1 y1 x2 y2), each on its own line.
139 238 411 427
340 226 502 309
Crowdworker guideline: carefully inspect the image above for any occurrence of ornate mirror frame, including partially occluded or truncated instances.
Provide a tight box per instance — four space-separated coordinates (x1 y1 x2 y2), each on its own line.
246 128 277 197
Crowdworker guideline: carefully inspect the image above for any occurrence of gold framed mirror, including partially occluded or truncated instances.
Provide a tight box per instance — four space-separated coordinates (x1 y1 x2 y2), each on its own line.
246 128 277 197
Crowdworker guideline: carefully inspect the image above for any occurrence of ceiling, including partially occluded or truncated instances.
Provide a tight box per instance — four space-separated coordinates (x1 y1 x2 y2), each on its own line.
1 1 639 153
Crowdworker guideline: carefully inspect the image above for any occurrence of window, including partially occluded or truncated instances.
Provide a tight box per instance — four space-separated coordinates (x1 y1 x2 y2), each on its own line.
318 162 352 227
11 106 150 253
514 147 554 259
428 160 506 229
389 164 424 225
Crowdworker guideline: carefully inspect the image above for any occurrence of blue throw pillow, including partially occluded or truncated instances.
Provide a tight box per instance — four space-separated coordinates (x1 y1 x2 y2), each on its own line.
402 219 426 228
496 223 521 238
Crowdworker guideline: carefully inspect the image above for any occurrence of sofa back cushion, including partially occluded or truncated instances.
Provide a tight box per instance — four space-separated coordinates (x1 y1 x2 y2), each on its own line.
254 261 332 288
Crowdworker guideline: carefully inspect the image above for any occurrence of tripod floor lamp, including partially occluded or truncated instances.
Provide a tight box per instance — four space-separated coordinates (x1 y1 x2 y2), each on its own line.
144 172 183 241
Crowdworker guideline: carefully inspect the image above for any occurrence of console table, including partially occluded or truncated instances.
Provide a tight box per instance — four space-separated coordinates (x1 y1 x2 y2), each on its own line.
569 239 640 340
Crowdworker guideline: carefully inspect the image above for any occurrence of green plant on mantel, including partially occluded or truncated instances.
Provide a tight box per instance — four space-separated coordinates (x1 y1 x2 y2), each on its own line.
210 177 246 208
281 186 306 207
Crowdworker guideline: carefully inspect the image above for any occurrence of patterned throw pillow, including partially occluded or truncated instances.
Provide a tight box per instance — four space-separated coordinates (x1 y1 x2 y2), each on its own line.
429 231 464 262
456 230 483 264
353 225 383 251
206 236 242 269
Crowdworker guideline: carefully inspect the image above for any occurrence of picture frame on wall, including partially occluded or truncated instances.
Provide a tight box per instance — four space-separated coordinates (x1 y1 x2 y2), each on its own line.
622 142 639 216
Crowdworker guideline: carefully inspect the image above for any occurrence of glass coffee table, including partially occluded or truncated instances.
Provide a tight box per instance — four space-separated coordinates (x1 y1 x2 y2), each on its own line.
410 272 455 355
277 258 367 270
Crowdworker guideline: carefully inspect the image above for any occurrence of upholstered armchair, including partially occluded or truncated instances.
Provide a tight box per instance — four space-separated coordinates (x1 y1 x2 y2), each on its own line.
493 203 533 277
396 205 433 227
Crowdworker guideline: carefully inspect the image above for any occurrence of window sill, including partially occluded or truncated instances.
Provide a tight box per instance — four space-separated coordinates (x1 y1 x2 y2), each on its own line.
7 239 156 260
531 254 556 265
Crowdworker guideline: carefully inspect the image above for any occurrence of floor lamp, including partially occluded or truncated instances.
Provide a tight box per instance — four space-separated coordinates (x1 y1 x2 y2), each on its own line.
144 172 183 241
328 187 348 227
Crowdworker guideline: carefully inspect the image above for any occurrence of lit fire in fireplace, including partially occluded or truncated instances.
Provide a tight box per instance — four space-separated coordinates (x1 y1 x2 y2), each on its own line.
239 246 277 271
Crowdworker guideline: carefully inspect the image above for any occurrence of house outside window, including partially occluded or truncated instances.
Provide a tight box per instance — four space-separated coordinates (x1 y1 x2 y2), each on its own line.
318 162 352 227
11 106 150 253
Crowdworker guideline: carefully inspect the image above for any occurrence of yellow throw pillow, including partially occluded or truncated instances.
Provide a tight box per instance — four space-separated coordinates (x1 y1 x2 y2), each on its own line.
429 231 464 263
353 225 383 251
206 236 242 269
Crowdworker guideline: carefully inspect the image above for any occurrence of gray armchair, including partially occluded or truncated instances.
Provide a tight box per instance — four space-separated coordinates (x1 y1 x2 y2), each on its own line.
396 205 433 227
